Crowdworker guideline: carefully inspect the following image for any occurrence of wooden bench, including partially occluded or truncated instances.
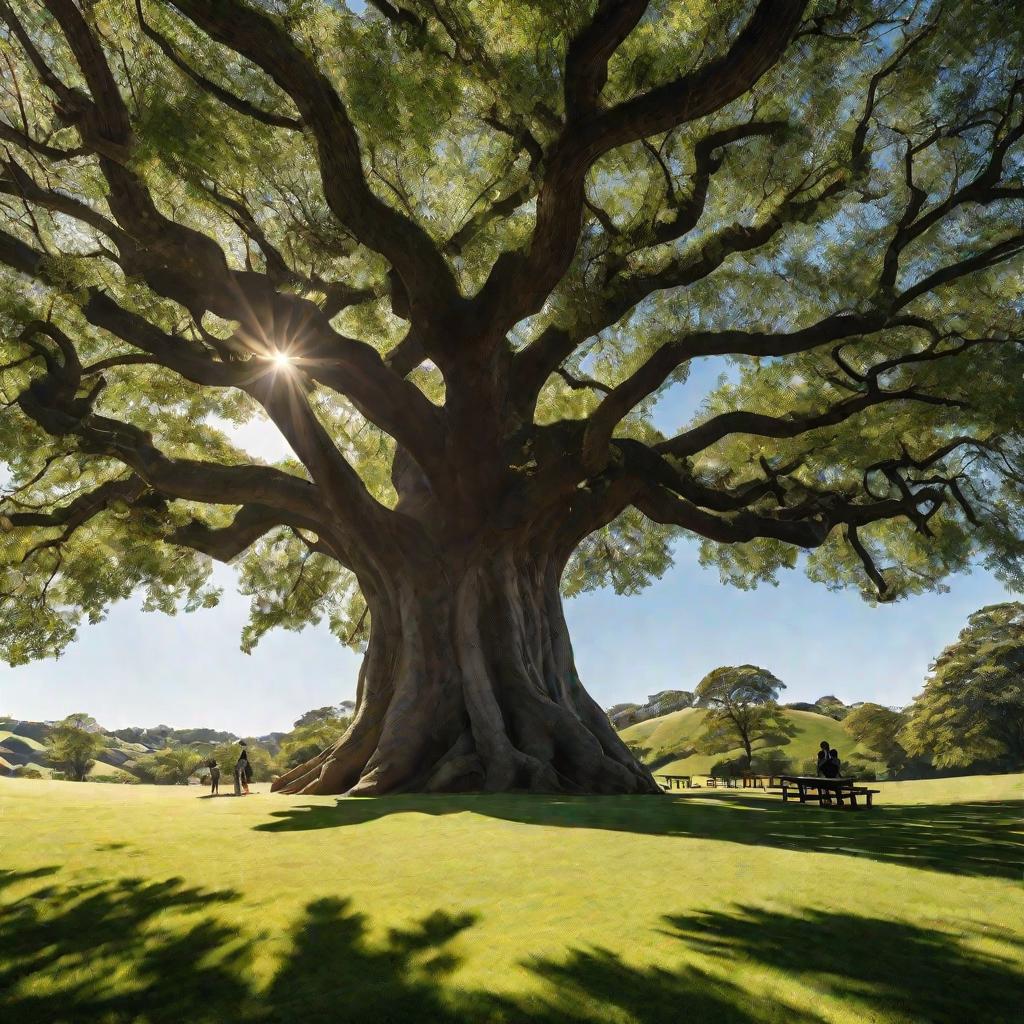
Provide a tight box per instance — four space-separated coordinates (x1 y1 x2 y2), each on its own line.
656 773 692 791
772 775 880 810
705 776 739 789
741 773 782 789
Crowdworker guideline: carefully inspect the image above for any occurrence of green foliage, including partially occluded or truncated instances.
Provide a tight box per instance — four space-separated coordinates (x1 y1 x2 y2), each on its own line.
208 741 276 783
237 531 368 653
46 714 106 782
902 603 1024 769
813 696 850 721
277 704 353 770
562 507 675 597
0 0 1022 673
843 703 908 774
134 746 204 785
694 665 790 769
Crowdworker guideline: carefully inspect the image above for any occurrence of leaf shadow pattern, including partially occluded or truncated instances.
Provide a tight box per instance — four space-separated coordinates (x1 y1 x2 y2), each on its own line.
2 868 1023 1023
254 793 1024 881
663 905 1024 1024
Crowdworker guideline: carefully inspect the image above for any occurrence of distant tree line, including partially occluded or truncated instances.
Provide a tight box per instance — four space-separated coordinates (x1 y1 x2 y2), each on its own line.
614 602 1024 781
2 703 355 785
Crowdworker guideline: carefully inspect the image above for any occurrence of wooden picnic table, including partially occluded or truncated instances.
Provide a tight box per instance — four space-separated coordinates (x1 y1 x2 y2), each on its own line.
656 773 692 790
705 776 738 789
774 775 879 809
741 772 783 789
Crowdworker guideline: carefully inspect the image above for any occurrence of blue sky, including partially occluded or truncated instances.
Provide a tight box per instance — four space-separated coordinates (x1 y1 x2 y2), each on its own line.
0 361 1011 735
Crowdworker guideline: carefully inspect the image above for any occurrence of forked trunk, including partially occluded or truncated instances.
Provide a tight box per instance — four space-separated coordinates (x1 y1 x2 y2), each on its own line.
272 545 660 796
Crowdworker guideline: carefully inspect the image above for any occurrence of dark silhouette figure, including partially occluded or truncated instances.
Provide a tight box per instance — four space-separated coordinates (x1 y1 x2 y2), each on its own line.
815 740 831 776
822 748 842 779
234 744 251 796
207 759 220 796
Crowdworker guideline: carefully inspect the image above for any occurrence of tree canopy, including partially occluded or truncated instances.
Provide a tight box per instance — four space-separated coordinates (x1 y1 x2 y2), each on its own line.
842 701 908 773
134 743 202 784
694 664 788 769
902 602 1024 768
278 703 354 769
46 711 105 780
1 0 1022 795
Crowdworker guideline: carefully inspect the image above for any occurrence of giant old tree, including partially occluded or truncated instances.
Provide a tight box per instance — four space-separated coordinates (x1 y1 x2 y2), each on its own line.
1 0 1022 795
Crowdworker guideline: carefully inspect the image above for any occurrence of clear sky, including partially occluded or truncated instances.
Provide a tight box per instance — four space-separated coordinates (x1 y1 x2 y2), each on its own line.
1 361 1012 735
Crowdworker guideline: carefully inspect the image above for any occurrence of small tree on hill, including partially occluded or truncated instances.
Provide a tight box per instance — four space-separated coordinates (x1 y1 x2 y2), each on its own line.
902 603 1024 769
47 713 105 781
695 665 788 770
843 702 907 774
814 696 849 721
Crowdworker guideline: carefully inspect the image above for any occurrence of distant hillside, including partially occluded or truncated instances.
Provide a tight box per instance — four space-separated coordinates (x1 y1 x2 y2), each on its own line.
608 691 695 729
617 707 886 778
0 717 251 781
0 714 314 783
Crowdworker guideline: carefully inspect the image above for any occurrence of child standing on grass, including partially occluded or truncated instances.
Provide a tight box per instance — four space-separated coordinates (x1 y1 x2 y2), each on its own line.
207 758 220 795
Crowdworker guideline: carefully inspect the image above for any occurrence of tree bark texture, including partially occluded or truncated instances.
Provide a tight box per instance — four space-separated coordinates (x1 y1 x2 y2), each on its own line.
272 544 660 796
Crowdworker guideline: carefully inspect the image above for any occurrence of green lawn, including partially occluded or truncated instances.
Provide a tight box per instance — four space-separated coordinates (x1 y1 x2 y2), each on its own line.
619 707 883 777
1 775 1022 1024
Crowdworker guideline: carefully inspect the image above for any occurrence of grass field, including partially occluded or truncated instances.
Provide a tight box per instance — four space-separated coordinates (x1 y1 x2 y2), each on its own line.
618 707 883 777
1 774 1022 1024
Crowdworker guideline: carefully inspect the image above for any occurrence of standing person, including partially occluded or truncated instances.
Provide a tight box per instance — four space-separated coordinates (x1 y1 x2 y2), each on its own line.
815 740 831 776
207 758 220 796
234 743 251 796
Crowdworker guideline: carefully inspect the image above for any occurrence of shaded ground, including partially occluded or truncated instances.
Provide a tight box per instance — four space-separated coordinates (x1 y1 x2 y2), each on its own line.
257 791 1024 880
1 775 1022 1023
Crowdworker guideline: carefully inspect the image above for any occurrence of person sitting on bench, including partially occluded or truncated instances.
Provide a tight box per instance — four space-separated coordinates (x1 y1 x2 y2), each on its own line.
821 747 842 779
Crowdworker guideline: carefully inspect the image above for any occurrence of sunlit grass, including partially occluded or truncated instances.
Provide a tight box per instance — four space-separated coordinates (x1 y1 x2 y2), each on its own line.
1 774 1022 1023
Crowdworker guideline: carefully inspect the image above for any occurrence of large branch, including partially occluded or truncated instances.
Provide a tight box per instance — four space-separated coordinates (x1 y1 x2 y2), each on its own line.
0 165 446 496
168 503 334 563
135 0 302 130
579 311 883 474
474 0 807 335
655 385 964 461
5 473 331 565
653 336 995 461
167 0 461 334
511 165 845 418
563 1 650 121
3 314 382 549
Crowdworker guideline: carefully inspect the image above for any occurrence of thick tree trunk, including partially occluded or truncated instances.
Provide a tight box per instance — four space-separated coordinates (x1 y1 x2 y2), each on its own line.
272 546 661 796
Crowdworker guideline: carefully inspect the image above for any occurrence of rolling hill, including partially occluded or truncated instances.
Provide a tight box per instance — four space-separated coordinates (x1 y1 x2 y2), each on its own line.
617 707 885 778
0 716 286 782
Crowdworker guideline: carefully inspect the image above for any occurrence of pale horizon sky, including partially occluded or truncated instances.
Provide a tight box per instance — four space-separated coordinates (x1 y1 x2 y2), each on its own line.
1 363 1013 736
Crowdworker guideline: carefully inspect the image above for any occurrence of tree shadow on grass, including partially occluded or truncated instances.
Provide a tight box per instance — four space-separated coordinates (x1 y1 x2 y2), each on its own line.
662 904 1024 1023
2 868 1022 1024
254 793 1024 881
0 866 770 1024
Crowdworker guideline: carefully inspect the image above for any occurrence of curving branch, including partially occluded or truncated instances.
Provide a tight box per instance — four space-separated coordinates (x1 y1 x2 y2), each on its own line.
512 170 848 417
135 0 302 131
473 0 807 337
564 1 650 121
167 0 462 335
